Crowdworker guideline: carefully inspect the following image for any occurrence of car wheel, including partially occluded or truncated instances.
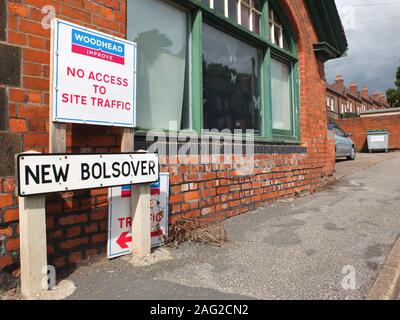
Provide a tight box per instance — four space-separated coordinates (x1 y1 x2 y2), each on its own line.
347 147 356 161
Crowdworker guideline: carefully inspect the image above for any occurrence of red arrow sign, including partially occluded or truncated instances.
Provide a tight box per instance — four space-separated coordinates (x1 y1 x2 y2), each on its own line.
116 231 132 249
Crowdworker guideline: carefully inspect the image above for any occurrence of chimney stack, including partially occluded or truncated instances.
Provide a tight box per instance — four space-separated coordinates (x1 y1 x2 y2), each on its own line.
371 91 384 108
379 93 387 104
349 82 358 97
371 92 380 101
334 75 344 93
361 85 369 98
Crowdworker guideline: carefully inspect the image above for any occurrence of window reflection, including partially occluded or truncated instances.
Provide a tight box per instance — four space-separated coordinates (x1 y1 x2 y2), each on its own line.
202 23 261 133
127 0 189 130
240 5 250 29
228 0 238 21
214 0 225 15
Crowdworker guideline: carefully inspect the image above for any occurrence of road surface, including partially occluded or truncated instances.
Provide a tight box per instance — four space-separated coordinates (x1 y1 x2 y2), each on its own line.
65 153 400 300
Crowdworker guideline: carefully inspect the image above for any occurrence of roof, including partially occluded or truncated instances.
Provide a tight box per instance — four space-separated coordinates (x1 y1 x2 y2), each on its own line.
305 0 348 60
326 83 380 105
360 107 400 117
361 96 373 104
346 91 363 103
326 83 346 98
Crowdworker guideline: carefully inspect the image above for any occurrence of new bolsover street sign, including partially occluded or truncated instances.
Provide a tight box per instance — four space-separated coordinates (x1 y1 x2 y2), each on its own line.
17 153 159 197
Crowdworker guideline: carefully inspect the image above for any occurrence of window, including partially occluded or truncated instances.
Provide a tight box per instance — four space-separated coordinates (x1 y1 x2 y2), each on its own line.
202 23 262 133
239 0 262 34
327 96 334 112
202 0 262 35
127 0 189 130
271 57 292 131
269 9 288 49
127 0 299 141
334 127 346 137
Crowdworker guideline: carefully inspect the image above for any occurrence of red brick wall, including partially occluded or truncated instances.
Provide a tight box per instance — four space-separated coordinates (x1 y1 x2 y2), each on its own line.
0 0 335 290
1 0 126 289
338 115 400 151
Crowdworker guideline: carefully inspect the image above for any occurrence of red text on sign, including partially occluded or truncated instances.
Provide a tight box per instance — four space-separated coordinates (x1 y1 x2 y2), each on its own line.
118 217 132 229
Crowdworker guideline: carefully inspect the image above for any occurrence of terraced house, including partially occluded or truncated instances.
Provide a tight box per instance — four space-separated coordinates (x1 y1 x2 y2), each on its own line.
326 75 391 120
0 0 347 290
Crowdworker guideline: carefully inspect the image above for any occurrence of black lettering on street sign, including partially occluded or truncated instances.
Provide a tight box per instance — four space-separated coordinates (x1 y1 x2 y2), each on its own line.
25 164 70 185
53 164 70 183
25 166 40 185
112 162 121 178
81 163 90 181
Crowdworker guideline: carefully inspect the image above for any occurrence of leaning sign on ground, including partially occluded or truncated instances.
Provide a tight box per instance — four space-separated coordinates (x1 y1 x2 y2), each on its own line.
17 153 159 197
107 173 169 259
51 19 137 127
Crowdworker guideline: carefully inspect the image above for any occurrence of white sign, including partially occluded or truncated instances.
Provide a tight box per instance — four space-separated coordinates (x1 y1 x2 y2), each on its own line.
17 153 159 197
370 135 385 142
107 173 169 259
51 19 137 127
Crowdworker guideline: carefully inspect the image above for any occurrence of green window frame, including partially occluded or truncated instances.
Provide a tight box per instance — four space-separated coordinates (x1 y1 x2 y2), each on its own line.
129 0 300 143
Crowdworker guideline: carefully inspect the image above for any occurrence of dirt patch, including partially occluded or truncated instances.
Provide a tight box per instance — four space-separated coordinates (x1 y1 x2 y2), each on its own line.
122 247 174 267
167 218 228 248
0 287 22 300
0 280 77 300
38 280 76 300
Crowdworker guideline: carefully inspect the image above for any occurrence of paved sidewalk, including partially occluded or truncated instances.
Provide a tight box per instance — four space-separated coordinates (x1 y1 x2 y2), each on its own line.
66 153 400 300
335 152 397 180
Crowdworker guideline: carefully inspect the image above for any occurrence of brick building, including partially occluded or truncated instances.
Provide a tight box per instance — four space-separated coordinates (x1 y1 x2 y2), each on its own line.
0 0 347 290
337 112 400 152
326 74 390 120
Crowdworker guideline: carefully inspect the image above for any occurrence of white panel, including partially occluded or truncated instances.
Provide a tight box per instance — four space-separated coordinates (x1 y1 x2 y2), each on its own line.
52 19 137 127
107 173 169 258
18 153 159 196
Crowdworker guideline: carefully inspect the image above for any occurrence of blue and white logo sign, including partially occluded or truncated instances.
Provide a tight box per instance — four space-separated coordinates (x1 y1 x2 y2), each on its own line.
71 29 126 65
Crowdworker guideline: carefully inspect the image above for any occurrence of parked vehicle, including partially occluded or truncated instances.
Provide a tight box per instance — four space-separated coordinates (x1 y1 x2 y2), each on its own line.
333 125 356 160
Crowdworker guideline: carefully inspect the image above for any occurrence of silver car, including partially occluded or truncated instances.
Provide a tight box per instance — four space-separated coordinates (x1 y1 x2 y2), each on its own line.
334 126 356 160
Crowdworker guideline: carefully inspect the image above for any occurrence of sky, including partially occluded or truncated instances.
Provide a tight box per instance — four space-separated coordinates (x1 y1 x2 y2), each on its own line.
325 0 400 94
